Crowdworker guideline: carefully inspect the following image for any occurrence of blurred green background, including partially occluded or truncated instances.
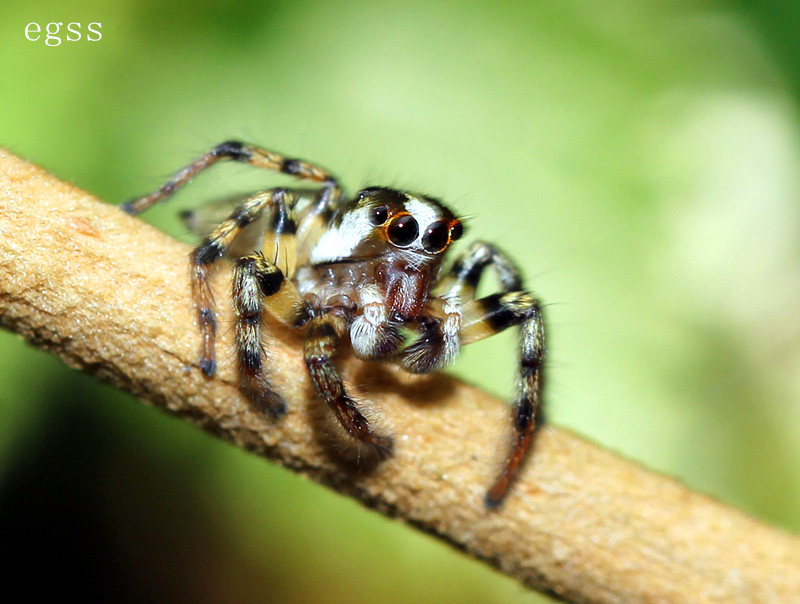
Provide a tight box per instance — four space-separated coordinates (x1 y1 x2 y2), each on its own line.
1 1 799 602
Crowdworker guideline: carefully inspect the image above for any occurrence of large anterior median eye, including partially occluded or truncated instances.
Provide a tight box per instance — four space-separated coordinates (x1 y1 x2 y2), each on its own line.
386 214 419 246
422 220 450 253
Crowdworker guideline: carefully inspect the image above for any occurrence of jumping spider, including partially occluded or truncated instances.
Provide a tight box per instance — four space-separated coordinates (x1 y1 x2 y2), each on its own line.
122 141 545 507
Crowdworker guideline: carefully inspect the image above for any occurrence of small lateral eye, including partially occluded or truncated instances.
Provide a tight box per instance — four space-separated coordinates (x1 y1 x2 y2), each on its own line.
450 220 463 241
370 205 389 225
358 187 380 201
387 214 419 246
422 220 451 253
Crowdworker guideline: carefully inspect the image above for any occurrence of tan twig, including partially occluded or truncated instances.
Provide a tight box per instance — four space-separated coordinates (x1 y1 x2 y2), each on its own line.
1 149 799 603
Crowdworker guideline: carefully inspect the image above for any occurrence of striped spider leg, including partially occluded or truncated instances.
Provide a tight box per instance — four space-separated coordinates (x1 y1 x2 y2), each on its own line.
304 311 395 456
404 242 546 507
123 141 341 379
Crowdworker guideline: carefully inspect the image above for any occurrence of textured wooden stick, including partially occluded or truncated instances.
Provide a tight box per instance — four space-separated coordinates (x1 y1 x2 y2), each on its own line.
1 149 799 603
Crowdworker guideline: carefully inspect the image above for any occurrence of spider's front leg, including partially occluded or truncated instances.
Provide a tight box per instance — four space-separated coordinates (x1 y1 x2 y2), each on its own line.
460 291 545 508
305 312 394 458
428 241 545 507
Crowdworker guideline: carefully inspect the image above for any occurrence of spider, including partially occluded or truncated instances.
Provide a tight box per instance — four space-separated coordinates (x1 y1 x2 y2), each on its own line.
122 141 545 507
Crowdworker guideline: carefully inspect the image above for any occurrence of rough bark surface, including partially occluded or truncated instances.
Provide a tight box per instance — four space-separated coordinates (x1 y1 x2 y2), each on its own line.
1 149 798 603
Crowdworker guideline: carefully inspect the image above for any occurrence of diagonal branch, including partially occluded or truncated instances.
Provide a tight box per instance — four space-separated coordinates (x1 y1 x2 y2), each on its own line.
1 149 799 603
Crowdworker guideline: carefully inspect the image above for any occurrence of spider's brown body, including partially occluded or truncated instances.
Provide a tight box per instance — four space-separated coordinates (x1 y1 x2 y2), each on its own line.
123 141 545 507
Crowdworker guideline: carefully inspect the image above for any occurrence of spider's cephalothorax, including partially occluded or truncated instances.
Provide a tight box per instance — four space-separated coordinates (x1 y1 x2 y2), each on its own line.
123 140 545 507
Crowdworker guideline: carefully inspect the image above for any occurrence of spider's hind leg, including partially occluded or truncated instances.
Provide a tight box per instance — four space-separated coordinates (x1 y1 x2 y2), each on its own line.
191 188 299 377
122 140 340 215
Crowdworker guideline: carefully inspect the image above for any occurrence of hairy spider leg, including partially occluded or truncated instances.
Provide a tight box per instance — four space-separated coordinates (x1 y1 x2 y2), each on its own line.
122 139 342 376
460 292 544 508
191 188 300 376
305 313 394 458
233 252 310 417
437 240 523 299
121 140 340 215
427 242 544 507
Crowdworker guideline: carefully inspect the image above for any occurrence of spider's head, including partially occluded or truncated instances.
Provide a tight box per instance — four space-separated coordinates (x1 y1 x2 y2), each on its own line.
355 187 465 318
358 186 463 257
310 187 463 267
359 187 463 258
